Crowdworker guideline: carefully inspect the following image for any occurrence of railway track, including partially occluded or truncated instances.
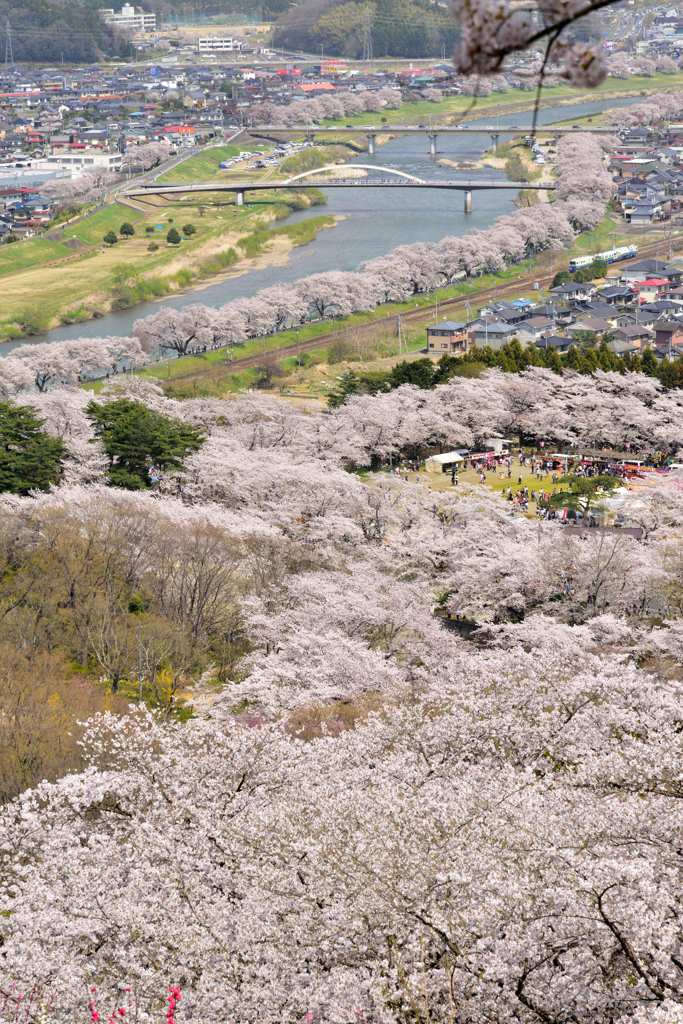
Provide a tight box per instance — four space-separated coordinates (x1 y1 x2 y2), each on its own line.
164 235 681 384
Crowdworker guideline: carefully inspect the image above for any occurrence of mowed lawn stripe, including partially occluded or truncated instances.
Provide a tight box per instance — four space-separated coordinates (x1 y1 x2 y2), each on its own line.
68 203 142 245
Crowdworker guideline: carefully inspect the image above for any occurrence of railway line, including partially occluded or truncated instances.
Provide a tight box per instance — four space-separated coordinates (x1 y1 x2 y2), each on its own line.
163 236 681 385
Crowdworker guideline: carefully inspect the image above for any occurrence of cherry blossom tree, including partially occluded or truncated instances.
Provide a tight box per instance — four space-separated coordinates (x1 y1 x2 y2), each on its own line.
255 284 308 331
132 305 220 356
656 56 679 74
8 338 137 391
296 272 376 319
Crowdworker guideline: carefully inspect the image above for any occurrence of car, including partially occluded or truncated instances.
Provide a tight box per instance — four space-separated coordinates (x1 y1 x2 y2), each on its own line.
364 124 373 129
418 123 427 128
572 124 580 128
455 123 465 129
345 124 354 128
326 125 334 130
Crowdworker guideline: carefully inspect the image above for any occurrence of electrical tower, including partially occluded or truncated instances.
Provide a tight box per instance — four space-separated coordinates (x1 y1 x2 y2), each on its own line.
5 21 13 73
362 8 373 66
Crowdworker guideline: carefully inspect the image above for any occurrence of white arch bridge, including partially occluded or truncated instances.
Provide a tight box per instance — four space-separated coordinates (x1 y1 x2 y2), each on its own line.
123 165 553 213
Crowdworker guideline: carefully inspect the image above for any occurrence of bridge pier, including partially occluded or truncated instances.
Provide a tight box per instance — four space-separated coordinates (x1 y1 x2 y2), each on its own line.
429 133 437 157
235 189 245 207
367 133 376 156
490 133 499 153
464 190 472 214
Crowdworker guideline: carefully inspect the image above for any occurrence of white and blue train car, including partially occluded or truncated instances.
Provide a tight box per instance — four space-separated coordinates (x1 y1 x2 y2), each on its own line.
568 244 638 271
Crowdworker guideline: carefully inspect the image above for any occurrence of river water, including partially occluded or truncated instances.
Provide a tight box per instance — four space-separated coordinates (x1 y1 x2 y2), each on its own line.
3 94 639 351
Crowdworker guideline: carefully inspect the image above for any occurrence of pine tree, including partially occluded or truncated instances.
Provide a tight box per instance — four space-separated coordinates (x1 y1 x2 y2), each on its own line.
0 402 67 494
85 398 205 490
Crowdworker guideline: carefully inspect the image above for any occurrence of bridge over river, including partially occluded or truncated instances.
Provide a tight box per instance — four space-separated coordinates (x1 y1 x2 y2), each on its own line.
124 165 554 213
245 122 619 155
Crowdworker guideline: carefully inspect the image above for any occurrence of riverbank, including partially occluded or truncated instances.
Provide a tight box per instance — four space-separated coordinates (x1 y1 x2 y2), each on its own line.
1 94 647 350
0 188 334 340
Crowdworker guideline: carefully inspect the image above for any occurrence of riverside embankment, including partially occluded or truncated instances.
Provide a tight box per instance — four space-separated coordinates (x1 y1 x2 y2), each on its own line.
1 93 641 353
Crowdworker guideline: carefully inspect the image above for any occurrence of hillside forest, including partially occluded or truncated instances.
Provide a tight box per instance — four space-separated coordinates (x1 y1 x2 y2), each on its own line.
271 0 460 59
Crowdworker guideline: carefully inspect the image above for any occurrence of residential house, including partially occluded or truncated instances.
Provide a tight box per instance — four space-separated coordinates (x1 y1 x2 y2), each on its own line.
654 320 683 350
534 335 575 354
633 279 671 303
427 320 468 354
515 316 556 344
607 338 639 358
621 259 669 281
470 320 518 350
565 317 614 340
612 324 654 349
598 285 635 306
574 302 620 326
626 197 666 224
550 280 598 303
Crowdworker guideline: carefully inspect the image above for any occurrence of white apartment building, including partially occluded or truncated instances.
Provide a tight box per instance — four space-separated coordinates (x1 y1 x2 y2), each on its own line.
46 153 123 174
197 36 242 52
99 4 156 31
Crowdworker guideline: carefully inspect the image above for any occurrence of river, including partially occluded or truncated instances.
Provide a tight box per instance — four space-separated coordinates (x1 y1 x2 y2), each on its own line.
2 94 639 351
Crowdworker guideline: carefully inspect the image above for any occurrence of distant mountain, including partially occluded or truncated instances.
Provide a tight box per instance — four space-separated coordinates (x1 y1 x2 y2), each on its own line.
0 0 118 64
271 0 460 59
0 0 242 65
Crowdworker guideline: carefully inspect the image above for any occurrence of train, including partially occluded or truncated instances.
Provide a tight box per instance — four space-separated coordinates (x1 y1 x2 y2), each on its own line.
568 244 638 271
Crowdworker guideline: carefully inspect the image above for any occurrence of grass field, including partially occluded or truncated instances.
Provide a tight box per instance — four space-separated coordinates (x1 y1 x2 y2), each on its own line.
68 203 143 245
0 238 74 275
0 190 333 326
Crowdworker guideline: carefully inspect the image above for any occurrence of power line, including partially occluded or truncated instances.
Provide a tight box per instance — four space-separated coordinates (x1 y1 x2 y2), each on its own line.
5 20 13 72
362 7 373 65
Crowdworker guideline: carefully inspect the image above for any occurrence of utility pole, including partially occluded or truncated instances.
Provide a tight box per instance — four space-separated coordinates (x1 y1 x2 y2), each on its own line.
397 313 407 356
5 21 13 72
362 8 373 68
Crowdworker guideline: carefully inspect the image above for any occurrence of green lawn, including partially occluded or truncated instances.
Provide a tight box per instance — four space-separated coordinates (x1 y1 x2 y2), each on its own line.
68 203 141 245
0 238 74 275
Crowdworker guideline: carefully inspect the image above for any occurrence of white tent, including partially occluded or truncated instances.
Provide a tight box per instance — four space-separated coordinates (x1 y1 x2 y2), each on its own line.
425 452 465 474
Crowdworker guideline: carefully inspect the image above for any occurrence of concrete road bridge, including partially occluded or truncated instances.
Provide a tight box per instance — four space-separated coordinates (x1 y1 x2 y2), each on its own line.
243 122 618 155
124 165 554 213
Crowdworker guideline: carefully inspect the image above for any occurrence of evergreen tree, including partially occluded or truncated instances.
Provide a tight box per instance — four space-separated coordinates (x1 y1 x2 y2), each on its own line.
120 223 135 237
641 347 659 377
167 228 181 246
552 270 571 287
85 398 205 490
597 338 616 372
543 346 563 375
103 231 118 246
658 356 677 389
0 402 66 494
389 359 435 390
539 475 621 517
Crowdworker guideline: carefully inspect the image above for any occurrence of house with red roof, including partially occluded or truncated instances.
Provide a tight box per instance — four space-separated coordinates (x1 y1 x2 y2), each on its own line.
632 279 670 303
